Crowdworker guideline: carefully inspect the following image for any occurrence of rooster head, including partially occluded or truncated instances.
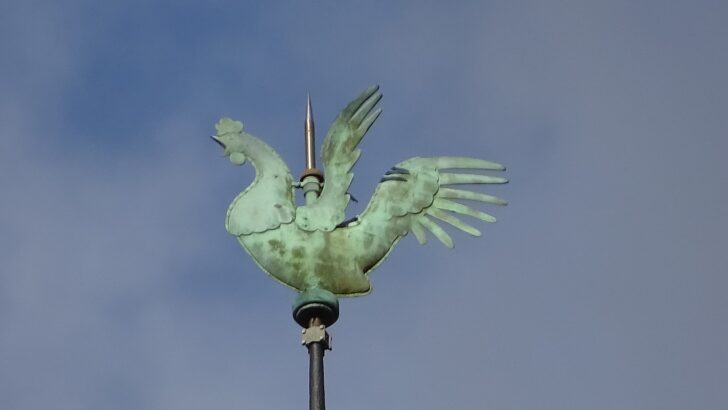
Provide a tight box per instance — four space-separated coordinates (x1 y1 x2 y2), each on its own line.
211 118 247 165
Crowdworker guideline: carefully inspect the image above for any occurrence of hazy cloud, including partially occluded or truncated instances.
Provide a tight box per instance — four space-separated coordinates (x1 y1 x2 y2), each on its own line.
1 1 726 409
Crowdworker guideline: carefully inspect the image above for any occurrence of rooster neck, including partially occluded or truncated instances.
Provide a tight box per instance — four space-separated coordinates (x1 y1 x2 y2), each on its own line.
239 132 291 183
224 131 296 237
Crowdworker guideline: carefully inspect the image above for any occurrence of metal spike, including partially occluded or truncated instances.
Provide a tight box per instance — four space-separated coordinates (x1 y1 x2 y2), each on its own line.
305 94 316 170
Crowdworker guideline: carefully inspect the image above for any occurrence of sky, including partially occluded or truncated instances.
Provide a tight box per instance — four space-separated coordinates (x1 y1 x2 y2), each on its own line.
1 0 727 409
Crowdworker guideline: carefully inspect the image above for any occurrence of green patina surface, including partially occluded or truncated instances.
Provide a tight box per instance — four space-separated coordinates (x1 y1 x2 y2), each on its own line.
212 86 507 297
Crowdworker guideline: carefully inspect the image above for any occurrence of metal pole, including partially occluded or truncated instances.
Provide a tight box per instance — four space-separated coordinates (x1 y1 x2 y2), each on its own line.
299 315 332 410
296 98 334 410
293 294 339 410
307 318 326 410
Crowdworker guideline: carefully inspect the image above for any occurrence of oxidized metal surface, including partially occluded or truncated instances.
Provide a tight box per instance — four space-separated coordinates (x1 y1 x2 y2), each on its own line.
212 86 507 296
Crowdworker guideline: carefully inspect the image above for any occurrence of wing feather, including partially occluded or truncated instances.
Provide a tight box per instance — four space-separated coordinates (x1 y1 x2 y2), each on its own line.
411 157 505 171
428 208 482 236
440 173 508 185
357 108 382 136
410 218 428 244
438 188 508 205
433 198 497 222
418 216 454 248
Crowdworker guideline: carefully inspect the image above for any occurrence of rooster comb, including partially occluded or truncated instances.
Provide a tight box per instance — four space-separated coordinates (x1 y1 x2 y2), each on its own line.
215 118 244 135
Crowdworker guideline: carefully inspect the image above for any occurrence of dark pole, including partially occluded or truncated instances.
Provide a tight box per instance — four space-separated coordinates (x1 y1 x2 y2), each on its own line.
294 290 338 410
307 318 326 410
296 98 336 410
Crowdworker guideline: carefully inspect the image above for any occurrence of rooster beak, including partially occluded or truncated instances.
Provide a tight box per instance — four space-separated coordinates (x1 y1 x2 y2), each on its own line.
210 135 226 148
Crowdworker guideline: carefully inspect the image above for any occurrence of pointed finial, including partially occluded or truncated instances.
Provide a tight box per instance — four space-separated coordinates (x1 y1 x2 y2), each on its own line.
305 94 316 170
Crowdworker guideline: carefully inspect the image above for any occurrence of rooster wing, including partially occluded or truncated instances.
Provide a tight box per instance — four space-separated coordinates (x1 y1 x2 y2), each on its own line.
295 85 382 231
355 156 507 252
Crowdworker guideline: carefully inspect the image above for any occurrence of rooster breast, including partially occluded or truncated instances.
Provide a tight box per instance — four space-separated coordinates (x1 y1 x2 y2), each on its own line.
236 218 403 296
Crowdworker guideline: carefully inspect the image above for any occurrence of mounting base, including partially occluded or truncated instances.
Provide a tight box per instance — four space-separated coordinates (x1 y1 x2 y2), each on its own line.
292 288 339 328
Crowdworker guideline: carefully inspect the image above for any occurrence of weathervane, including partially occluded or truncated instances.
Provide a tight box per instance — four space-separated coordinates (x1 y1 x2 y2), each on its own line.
211 85 507 409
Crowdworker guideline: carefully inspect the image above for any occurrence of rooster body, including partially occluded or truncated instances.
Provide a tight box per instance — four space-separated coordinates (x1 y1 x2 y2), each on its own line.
213 86 507 296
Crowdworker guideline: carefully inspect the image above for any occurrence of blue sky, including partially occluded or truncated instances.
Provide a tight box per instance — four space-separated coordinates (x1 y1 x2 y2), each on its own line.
1 1 727 409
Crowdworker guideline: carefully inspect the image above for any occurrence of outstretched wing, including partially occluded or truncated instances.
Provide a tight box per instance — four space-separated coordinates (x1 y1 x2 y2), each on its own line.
296 85 383 231
358 156 507 248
